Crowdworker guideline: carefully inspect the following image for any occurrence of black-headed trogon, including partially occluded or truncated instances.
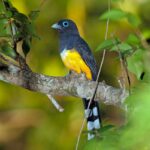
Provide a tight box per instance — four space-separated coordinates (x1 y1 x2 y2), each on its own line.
52 19 101 140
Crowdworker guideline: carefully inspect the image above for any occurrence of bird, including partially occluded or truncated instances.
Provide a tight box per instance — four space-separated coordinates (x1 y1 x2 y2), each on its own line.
51 19 101 140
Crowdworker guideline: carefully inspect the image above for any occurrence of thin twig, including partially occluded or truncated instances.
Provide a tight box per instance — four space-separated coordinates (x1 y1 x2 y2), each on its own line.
123 58 131 91
110 37 127 90
75 118 86 150
118 52 130 90
47 94 64 112
75 0 111 149
111 38 130 92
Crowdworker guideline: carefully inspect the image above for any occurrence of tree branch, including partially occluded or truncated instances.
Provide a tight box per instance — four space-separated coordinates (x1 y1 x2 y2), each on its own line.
0 56 128 108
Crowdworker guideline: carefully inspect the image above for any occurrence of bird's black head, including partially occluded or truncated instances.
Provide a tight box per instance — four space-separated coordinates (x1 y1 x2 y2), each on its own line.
51 19 79 35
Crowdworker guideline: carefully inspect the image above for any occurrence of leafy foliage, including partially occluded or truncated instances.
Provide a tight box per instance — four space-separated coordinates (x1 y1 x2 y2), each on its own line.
100 8 141 27
83 83 150 150
0 0 39 57
127 49 144 80
96 35 146 79
125 33 140 45
0 38 16 58
87 4 150 149
96 38 120 52
100 9 127 21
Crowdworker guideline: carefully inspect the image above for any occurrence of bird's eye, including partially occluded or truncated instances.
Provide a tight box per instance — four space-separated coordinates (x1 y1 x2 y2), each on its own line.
62 21 69 27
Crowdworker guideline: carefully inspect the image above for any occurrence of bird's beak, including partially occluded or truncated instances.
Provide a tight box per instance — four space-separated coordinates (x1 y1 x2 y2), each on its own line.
51 23 62 30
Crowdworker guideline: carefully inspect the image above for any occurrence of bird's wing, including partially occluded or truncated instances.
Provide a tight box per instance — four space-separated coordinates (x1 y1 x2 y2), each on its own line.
75 37 98 80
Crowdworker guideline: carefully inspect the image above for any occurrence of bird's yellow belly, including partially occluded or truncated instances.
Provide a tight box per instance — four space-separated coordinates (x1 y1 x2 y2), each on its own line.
60 49 92 80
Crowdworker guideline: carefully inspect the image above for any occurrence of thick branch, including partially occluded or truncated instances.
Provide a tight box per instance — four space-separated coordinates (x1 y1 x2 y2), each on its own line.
0 60 128 107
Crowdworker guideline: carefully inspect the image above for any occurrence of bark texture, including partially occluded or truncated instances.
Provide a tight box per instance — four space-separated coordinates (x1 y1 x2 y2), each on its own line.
0 56 128 108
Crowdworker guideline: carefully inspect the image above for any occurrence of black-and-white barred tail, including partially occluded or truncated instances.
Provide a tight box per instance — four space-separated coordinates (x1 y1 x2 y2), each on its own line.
83 98 101 140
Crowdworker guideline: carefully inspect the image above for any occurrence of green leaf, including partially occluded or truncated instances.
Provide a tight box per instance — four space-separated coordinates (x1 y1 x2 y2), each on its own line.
126 33 140 45
28 10 40 20
100 9 127 21
96 39 114 51
96 39 120 52
0 39 16 58
119 43 132 52
5 11 12 18
127 49 144 80
0 19 10 37
127 13 141 27
111 42 133 54
100 8 140 27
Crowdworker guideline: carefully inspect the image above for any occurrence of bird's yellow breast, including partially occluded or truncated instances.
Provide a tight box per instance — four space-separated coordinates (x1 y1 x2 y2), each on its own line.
60 49 92 80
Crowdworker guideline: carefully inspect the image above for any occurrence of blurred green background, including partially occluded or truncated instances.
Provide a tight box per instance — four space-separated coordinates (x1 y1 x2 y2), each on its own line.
0 0 150 150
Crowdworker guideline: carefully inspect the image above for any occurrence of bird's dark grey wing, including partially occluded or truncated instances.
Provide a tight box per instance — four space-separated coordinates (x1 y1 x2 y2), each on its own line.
75 37 98 81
